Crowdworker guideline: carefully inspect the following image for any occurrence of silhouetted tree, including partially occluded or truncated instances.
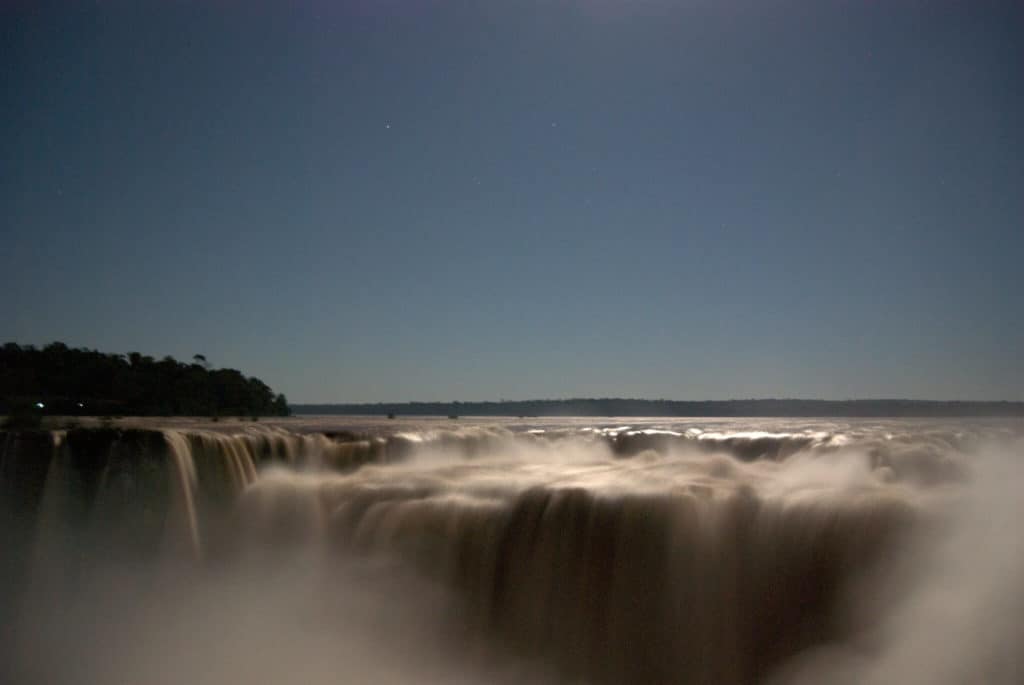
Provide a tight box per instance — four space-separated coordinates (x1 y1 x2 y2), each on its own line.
0 342 291 417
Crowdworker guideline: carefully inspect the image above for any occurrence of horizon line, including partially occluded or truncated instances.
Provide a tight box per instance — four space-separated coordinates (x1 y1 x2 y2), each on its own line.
292 398 1024 405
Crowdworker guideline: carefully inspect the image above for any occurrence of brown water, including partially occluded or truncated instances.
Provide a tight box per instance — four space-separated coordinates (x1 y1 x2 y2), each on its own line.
1 417 1021 684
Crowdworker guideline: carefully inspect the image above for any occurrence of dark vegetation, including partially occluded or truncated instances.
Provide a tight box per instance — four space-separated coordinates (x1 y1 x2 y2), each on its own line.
1 342 290 419
294 398 1024 418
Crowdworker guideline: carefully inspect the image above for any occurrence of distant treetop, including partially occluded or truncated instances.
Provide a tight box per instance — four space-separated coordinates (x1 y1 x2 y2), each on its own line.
292 398 1023 418
1 342 290 417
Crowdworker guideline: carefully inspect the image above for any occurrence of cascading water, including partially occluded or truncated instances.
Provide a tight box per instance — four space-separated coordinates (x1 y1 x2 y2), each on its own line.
0 418 1020 684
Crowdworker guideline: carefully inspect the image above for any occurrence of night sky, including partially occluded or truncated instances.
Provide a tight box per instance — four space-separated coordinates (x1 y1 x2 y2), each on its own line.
3 1 1022 402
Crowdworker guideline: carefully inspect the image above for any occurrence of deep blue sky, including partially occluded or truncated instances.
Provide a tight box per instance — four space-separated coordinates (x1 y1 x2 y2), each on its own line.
3 1 1022 402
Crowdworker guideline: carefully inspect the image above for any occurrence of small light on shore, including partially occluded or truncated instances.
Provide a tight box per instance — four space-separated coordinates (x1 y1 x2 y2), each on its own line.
36 402 45 409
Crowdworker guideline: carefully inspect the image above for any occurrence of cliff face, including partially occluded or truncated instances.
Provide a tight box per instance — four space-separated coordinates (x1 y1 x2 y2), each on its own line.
2 430 177 622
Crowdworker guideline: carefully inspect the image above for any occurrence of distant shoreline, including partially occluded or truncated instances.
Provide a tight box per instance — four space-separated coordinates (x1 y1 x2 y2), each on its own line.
291 399 1024 418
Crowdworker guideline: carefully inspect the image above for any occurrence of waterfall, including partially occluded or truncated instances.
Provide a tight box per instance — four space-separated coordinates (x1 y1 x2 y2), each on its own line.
1 419 1019 684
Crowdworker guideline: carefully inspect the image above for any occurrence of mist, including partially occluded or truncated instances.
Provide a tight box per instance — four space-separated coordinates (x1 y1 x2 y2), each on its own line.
2 418 1021 684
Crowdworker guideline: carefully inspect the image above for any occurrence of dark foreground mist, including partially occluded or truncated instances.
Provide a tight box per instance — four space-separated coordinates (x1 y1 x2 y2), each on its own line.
2 418 1022 684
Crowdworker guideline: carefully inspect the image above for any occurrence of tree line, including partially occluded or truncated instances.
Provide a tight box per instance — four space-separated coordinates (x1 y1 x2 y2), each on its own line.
293 398 1024 418
1 342 290 417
